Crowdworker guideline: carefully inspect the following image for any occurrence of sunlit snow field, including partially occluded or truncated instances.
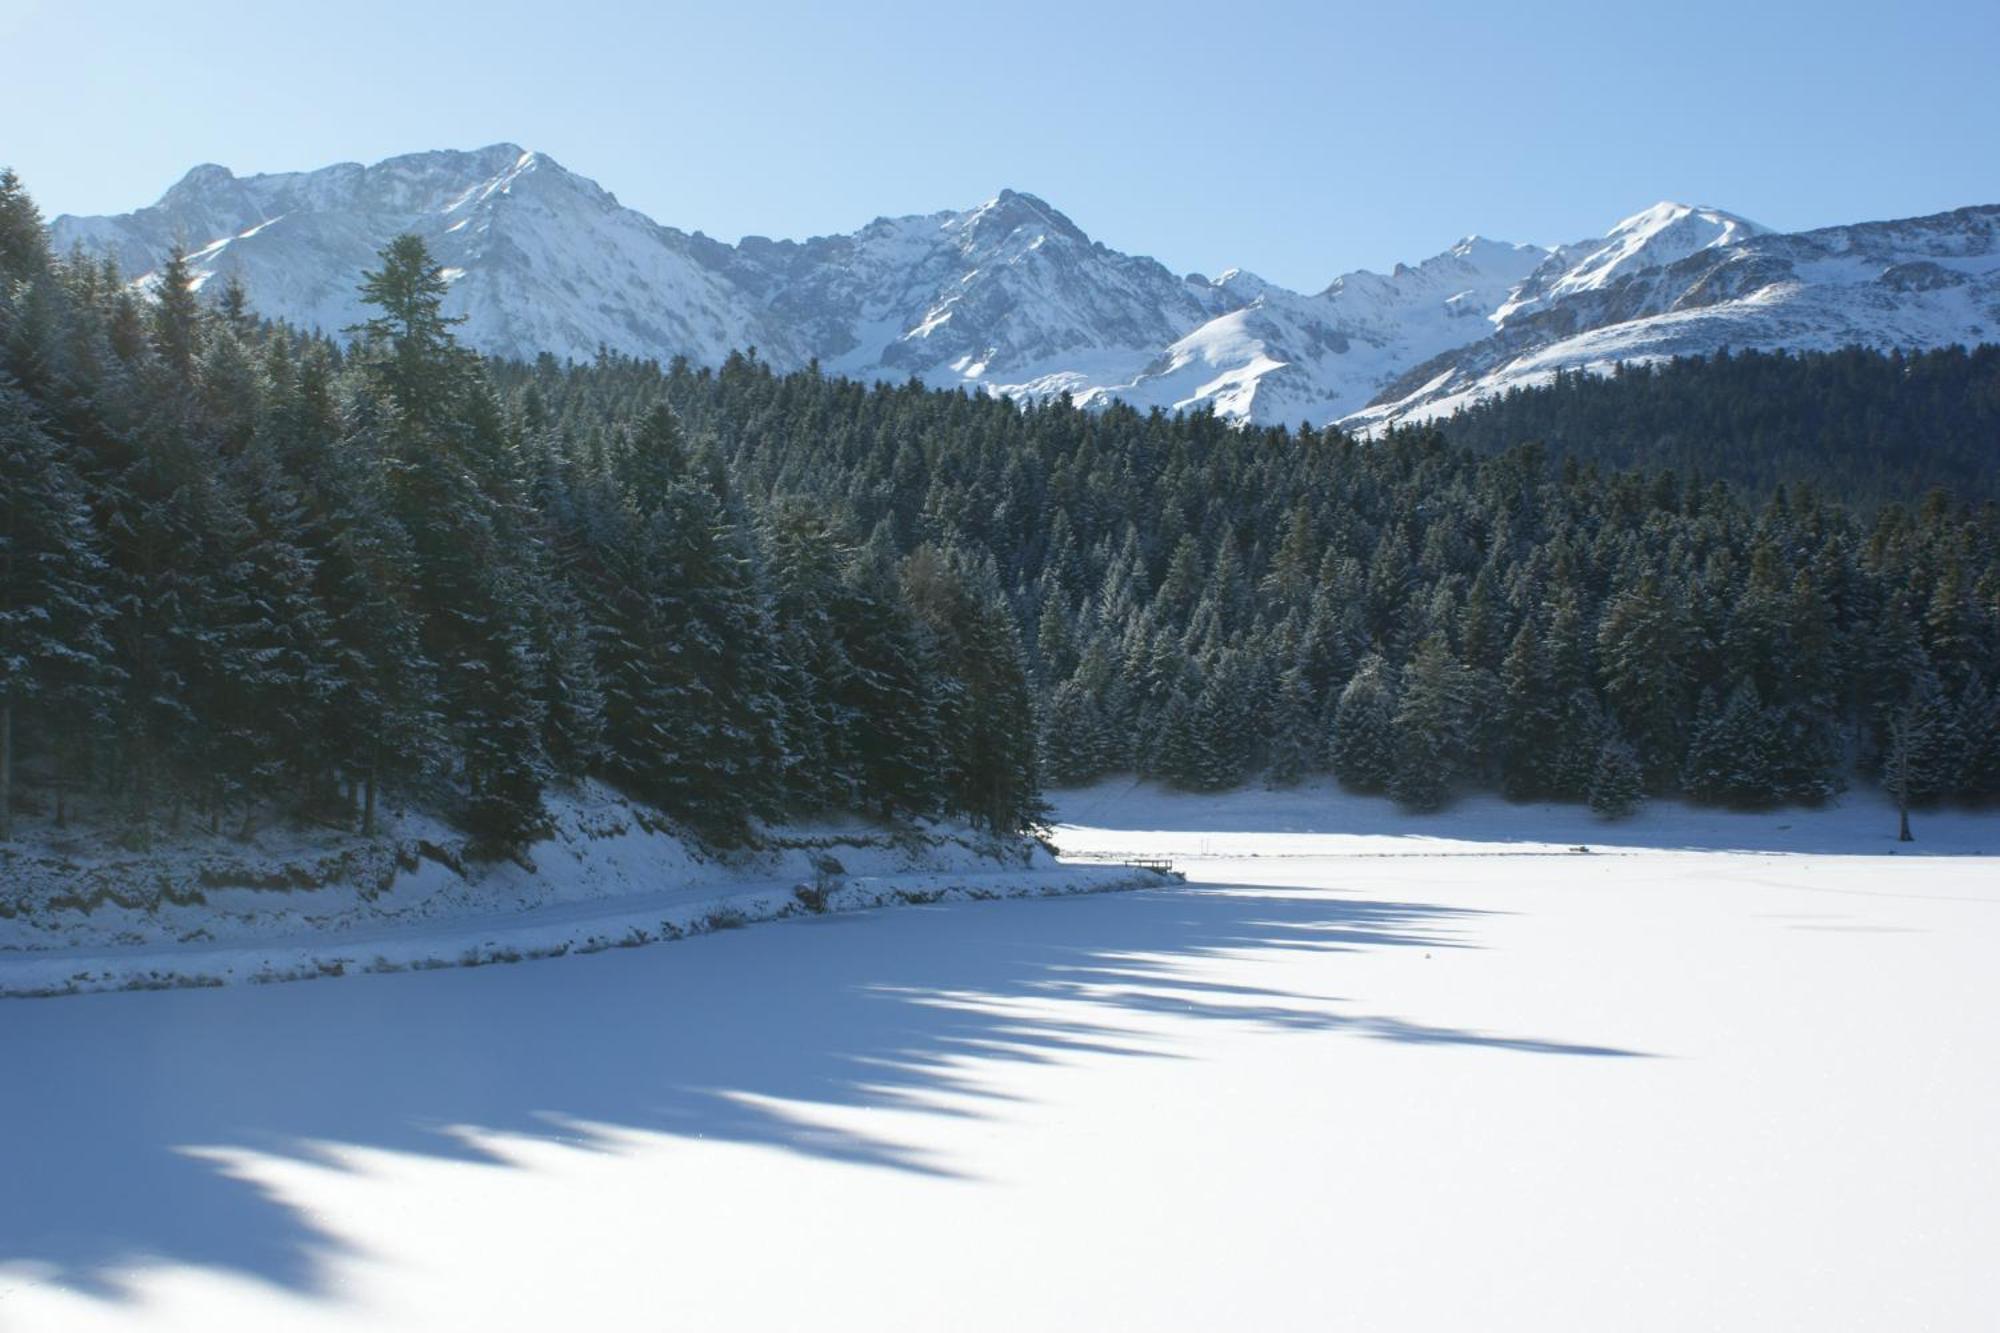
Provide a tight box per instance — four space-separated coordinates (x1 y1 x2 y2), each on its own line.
3 782 1994 1331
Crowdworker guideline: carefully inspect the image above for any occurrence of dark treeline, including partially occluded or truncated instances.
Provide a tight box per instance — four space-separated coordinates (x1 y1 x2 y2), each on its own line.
0 174 1035 848
1426 345 2000 506
513 348 1998 818
2 166 1996 856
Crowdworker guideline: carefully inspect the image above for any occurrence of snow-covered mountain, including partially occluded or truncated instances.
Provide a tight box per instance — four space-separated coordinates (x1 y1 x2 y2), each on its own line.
1348 202 2000 431
51 147 2000 430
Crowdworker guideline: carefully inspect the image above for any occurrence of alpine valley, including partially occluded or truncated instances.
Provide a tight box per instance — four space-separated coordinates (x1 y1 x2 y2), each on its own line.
51 143 2000 430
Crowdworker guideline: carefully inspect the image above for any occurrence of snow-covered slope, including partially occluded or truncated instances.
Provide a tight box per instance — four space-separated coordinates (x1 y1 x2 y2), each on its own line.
1349 203 2000 431
0 779 1163 997
54 146 782 364
1074 237 1549 423
51 149 2000 429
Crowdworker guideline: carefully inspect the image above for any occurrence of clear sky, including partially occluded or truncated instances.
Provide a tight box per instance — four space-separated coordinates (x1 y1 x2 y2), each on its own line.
4 0 1995 290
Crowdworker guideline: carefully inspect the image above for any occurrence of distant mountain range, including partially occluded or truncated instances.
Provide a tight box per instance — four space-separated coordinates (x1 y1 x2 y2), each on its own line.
51 145 2000 430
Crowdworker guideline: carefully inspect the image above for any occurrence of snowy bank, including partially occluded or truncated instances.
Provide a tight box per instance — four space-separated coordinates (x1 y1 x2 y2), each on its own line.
1048 777 1998 860
0 782 1168 998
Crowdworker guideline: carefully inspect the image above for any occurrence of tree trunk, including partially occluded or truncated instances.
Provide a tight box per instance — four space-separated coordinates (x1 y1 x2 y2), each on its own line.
1891 711 1915 843
0 701 12 842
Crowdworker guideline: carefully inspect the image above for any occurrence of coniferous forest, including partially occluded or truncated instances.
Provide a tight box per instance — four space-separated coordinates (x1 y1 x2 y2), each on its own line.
1426 345 2000 506
2 168 1997 854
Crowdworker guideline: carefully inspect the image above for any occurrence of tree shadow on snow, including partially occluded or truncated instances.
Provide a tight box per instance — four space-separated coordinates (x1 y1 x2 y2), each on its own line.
0 878 1650 1304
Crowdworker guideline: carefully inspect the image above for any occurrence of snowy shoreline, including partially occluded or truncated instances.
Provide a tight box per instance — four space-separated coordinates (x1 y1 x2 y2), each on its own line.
0 864 1165 1000
0 781 1172 999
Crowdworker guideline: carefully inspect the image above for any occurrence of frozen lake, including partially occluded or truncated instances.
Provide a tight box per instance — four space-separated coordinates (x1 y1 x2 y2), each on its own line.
3 784 1995 1331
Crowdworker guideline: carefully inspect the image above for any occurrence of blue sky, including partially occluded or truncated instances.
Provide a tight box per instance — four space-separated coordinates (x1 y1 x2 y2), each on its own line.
4 0 1995 289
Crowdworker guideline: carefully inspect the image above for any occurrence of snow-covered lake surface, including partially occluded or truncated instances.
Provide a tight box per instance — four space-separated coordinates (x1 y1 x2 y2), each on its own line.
4 783 1995 1331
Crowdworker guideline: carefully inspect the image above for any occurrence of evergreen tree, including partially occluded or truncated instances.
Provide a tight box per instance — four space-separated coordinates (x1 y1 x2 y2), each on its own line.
1263 667 1317 787
1596 577 1688 788
1329 655 1397 794
1588 737 1644 819
0 380 115 835
1391 632 1477 810
1497 623 1557 799
1683 681 1781 808
0 168 52 286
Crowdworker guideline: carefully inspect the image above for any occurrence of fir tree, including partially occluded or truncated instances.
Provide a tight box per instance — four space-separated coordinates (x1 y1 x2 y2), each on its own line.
0 380 115 836
1391 632 1476 811
1683 681 1780 808
1588 737 1644 819
1330 655 1397 794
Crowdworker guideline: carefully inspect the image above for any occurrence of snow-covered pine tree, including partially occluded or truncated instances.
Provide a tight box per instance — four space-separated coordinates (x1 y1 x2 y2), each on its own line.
1588 736 1644 819
1683 680 1781 807
1894 671 1967 804
0 379 116 836
0 168 52 284
1151 683 1201 790
1596 576 1689 789
1039 676 1109 788
1263 665 1317 787
1330 654 1397 794
835 533 943 818
1957 673 2000 801
353 235 549 847
1392 631 1477 810
1497 623 1558 799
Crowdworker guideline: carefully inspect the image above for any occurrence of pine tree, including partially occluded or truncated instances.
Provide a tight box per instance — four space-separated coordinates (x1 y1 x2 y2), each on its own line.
1151 684 1201 790
351 234 469 430
0 168 52 286
1189 655 1251 791
1263 666 1317 787
533 586 606 781
149 243 203 386
1956 674 2000 801
1891 672 1965 804
0 379 116 836
1588 737 1644 819
1391 632 1476 810
353 235 548 846
1498 623 1557 799
1329 655 1397 794
1596 577 1688 788
1683 681 1780 808
1040 676 1109 788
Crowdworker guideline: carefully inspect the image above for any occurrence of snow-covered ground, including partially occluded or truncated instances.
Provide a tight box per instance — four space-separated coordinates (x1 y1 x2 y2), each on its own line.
2 781 1995 1330
0 781 1158 997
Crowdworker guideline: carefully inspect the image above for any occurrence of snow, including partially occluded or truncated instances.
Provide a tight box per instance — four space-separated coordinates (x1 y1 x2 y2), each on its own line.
1495 201 1765 323
3 780 1994 1330
0 781 1160 998
50 149 1996 433
1349 203 2000 432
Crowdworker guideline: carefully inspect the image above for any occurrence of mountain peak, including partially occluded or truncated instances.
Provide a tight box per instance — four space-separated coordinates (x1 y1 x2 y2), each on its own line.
1446 234 1547 266
1608 200 1764 243
960 189 1088 245
160 162 239 203
176 162 236 187
1498 200 1769 314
